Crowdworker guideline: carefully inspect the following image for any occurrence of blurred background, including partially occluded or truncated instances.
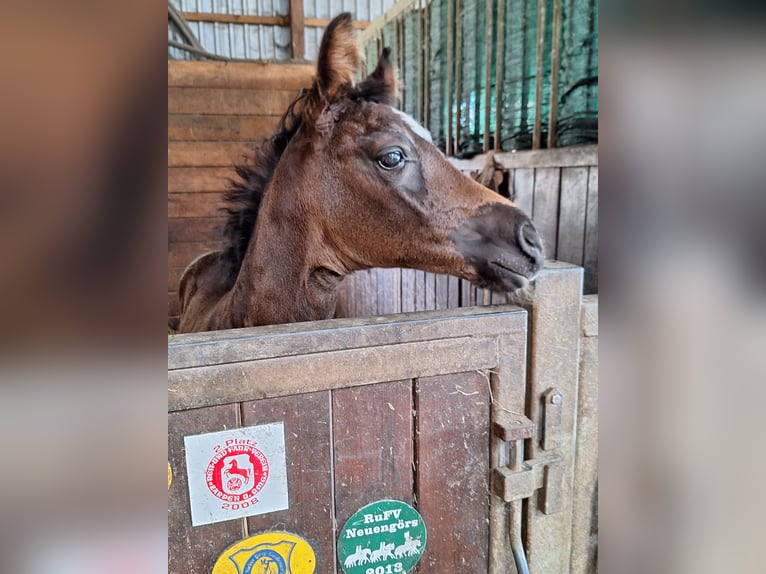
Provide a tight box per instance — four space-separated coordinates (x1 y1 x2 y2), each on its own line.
0 1 764 572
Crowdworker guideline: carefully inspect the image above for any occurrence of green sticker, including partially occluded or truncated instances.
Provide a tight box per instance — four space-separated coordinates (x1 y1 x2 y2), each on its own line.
338 499 427 574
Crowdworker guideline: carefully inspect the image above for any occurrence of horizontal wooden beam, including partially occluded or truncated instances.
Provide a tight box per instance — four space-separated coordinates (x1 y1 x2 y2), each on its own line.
450 145 598 172
168 114 280 142
168 167 237 193
168 192 226 219
179 12 372 31
168 87 298 116
169 335 500 410
304 18 371 29
168 61 314 89
169 304 525 369
181 12 289 26
169 142 251 168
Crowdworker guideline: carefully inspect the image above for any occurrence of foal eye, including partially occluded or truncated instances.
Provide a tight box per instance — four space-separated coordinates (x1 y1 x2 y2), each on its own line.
377 149 405 170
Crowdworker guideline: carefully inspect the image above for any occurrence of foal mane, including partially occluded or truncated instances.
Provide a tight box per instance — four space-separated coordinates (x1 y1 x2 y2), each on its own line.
220 42 397 286
221 90 307 285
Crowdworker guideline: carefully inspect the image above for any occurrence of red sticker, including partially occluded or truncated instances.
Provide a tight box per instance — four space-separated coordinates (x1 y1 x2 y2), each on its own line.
206 443 270 503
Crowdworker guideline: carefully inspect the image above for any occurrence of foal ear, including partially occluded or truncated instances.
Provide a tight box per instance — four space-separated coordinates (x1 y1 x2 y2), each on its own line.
355 47 399 105
315 13 362 101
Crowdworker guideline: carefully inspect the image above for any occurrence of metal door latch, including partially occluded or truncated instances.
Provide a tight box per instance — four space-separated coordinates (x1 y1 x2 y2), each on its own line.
491 389 565 515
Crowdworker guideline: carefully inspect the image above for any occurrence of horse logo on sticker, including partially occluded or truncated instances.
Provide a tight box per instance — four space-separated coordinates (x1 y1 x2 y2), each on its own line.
212 532 316 574
206 443 269 503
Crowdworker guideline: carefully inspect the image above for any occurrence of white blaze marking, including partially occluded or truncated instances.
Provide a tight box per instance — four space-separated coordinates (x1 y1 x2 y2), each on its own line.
391 107 433 143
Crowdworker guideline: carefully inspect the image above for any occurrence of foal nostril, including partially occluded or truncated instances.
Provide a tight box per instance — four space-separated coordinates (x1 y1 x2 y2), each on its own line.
518 221 544 262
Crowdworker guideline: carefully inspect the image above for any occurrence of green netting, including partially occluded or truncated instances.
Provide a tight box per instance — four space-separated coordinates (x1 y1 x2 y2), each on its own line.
365 0 596 154
402 12 420 119
428 0 450 149
557 0 598 146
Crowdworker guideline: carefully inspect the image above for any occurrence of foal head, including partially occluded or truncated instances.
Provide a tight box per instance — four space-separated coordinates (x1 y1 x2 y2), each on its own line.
228 13 543 302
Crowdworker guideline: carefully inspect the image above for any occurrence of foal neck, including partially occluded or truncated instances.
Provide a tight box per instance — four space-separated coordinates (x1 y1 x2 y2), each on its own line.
225 159 345 327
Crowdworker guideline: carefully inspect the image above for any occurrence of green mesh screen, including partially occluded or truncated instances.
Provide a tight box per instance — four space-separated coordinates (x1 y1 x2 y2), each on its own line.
365 0 598 155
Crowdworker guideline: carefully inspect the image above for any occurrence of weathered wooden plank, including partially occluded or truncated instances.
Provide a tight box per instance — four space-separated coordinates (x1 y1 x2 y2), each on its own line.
341 269 376 318
460 279 476 308
168 61 314 90
511 167 534 217
400 269 417 313
570 295 598 574
488 321 530 573
169 142 251 168
168 267 186 293
168 87 299 116
168 192 226 219
168 216 225 244
169 291 179 317
424 272 436 310
584 167 598 294
168 240 222 269
168 167 235 193
168 114 278 142
169 304 527 368
414 270 427 311
557 167 589 266
447 275 461 309
169 335 499 411
375 268 401 315
416 371 491 572
524 261 583 573
168 404 242 574
289 0 305 60
532 167 561 259
333 380 414 528
434 273 449 310
242 392 336 569
450 145 598 172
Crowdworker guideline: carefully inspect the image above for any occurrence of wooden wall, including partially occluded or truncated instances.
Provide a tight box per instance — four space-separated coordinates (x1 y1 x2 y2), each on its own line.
168 60 315 327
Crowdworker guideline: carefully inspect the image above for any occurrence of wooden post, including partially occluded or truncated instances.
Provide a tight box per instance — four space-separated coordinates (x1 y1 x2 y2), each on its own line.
482 0 493 153
532 0 546 149
547 0 562 149
523 262 583 572
289 0 305 61
446 0 454 156
417 0 424 123
494 0 505 151
570 295 599 574
455 0 463 153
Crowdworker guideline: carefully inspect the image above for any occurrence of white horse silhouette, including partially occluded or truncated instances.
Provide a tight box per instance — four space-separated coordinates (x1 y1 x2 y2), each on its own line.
370 541 395 562
394 532 422 558
344 545 372 567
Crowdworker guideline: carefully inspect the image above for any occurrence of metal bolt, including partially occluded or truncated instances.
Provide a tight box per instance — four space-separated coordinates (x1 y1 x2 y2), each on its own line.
550 393 562 405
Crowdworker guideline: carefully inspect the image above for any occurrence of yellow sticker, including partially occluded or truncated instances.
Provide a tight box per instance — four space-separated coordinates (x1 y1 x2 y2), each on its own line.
168 462 172 490
212 531 316 574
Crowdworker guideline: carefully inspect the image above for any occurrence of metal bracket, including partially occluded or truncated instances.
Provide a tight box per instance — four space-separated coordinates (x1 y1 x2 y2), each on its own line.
491 394 565 515
542 388 563 450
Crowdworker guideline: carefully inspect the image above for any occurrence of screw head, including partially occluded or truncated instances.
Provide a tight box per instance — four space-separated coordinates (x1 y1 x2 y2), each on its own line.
551 393 562 405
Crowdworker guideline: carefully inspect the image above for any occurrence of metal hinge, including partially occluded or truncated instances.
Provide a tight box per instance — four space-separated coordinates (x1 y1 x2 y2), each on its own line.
490 389 565 514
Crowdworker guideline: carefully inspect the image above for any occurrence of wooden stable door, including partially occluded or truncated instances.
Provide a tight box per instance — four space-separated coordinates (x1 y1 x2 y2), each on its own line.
168 264 597 573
